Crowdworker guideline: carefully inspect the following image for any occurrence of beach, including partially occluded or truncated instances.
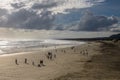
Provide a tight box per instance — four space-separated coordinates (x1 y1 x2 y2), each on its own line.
0 41 120 80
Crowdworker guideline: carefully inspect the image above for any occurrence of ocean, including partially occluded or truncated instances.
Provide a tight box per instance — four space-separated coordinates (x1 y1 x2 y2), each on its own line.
0 39 85 55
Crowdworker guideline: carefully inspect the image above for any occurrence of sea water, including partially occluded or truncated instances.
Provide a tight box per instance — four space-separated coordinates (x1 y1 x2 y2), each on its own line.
0 39 85 55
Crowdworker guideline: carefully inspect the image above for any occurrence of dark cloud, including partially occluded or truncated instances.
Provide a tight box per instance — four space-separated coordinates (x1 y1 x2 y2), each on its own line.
0 9 55 30
0 9 8 27
0 9 8 16
75 11 118 31
0 0 119 32
0 0 56 30
21 10 55 29
11 2 25 9
32 2 57 9
5 9 36 28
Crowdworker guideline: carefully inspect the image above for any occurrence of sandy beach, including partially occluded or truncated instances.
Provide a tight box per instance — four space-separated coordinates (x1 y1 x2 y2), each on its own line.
0 41 120 80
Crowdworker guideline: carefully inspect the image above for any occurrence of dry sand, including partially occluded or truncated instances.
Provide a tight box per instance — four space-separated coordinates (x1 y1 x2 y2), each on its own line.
0 41 119 80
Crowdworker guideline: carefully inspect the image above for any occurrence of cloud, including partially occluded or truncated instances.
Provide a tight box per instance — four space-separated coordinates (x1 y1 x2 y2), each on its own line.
110 27 120 32
0 0 119 32
0 9 8 27
68 11 118 31
1 0 106 14
0 9 8 16
0 9 55 30
110 23 120 32
11 2 25 9
32 2 57 9
49 0 105 14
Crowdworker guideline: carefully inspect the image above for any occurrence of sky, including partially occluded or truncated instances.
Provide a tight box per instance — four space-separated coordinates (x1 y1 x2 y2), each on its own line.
0 0 119 39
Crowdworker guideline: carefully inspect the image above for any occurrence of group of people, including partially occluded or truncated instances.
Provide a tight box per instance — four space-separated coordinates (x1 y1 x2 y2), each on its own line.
15 52 56 67
15 46 89 67
15 58 45 67
71 46 89 56
15 58 29 65
46 52 56 60
80 50 88 56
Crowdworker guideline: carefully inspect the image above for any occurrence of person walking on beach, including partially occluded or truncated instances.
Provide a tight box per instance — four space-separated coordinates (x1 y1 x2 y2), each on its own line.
40 60 45 66
84 49 88 56
38 64 41 67
55 49 57 52
80 51 82 54
32 61 35 66
50 52 53 60
82 50 85 55
86 50 88 56
54 54 56 58
71 46 75 50
15 59 18 65
25 58 28 64
47 52 53 60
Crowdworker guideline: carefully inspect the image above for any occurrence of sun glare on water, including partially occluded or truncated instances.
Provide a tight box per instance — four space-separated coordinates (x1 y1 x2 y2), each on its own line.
0 41 9 46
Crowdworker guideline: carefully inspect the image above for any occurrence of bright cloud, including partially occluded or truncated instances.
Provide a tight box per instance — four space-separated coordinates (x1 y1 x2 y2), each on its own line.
0 0 119 32
0 0 105 14
49 0 104 14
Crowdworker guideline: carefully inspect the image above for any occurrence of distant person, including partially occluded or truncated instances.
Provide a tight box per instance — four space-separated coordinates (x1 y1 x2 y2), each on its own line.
85 51 88 56
54 54 56 58
50 53 53 60
55 49 57 52
80 51 82 54
82 50 85 55
32 61 35 66
15 59 18 65
38 64 41 67
63 50 66 53
47 52 53 60
71 46 75 50
84 50 88 56
25 58 28 64
40 60 45 66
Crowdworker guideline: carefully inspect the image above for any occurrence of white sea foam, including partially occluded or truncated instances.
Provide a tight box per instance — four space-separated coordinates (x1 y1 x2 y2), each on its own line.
0 39 85 55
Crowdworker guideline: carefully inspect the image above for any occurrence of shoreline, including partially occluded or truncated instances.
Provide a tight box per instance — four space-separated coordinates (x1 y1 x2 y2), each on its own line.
0 41 105 80
0 42 86 57
0 46 76 57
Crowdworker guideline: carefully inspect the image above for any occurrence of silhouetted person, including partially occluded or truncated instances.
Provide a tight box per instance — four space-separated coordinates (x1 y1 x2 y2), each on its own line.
63 50 66 53
46 54 49 59
15 59 18 65
82 50 85 55
71 46 75 49
49 54 52 60
55 49 57 52
86 51 88 56
32 61 35 66
38 64 41 67
84 50 88 56
40 60 45 66
80 51 82 54
82 50 88 56
54 54 56 58
25 58 28 64
47 52 52 60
